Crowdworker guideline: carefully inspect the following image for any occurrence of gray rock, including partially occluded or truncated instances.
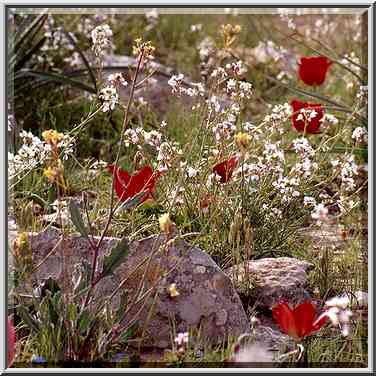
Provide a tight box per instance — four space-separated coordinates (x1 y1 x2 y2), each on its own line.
225 257 313 310
21 229 250 349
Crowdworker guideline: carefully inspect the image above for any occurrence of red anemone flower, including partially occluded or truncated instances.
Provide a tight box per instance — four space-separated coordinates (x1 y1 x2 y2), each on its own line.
291 99 324 134
108 164 161 203
298 56 332 86
8 318 16 367
213 156 238 183
272 300 329 342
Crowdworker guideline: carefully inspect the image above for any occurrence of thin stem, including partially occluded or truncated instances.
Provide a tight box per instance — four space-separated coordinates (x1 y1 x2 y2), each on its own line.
82 49 146 309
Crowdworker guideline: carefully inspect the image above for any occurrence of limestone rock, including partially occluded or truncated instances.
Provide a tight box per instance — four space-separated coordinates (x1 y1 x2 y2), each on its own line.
225 257 313 310
22 230 250 349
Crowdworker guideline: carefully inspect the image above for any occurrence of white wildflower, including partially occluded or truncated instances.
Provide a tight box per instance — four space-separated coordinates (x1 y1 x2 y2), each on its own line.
99 85 119 112
186 167 198 178
352 127 368 143
174 332 189 347
107 73 128 87
91 24 113 56
311 203 329 223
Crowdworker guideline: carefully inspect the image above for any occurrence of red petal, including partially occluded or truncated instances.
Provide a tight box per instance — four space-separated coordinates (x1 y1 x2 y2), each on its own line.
108 164 131 201
213 156 238 183
290 99 324 134
312 311 330 332
272 302 299 340
129 166 154 200
8 319 16 367
298 56 332 86
293 301 317 338
108 164 160 203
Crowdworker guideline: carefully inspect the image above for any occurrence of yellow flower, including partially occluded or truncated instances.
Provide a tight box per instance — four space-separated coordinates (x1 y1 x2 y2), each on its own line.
159 213 173 234
235 132 251 150
132 38 155 59
221 24 242 48
42 129 64 146
169 283 180 298
13 232 32 268
43 166 58 182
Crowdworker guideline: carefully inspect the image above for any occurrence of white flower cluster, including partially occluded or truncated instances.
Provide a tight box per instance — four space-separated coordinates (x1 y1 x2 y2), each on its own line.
272 176 301 203
324 296 353 337
91 24 113 57
251 41 289 64
157 141 183 170
263 103 292 134
356 85 368 102
107 73 128 87
243 122 262 141
278 8 296 30
226 79 253 100
198 37 215 61
190 23 202 32
303 196 316 207
212 121 236 142
340 155 359 192
124 128 162 149
291 137 315 158
168 74 205 97
262 204 283 220
352 127 368 143
9 130 74 180
291 137 318 178
262 142 285 172
321 113 339 126
169 186 186 206
99 85 119 112
39 16 74 67
211 67 228 80
311 203 329 224
234 162 262 183
186 166 198 178
296 108 318 122
228 60 248 76
174 332 189 347
212 104 240 142
168 74 185 95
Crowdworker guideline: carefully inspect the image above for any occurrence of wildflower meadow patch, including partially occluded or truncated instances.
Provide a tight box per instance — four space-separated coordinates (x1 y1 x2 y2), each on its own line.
6 6 369 370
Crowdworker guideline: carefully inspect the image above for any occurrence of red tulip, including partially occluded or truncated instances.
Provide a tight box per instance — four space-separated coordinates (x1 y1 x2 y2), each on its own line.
291 99 324 134
108 164 160 203
8 318 16 367
213 156 238 183
298 56 332 86
272 301 329 342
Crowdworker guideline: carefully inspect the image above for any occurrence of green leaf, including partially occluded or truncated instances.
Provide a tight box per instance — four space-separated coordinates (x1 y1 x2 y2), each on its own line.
78 308 92 334
119 323 138 343
64 31 97 92
68 199 89 239
101 239 129 279
17 70 97 94
115 291 128 322
18 305 40 334
73 260 92 294
14 36 46 72
265 75 351 110
119 191 148 211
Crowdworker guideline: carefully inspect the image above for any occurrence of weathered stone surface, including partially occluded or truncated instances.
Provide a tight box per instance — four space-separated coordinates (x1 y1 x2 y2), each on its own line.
22 229 250 349
225 257 313 310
